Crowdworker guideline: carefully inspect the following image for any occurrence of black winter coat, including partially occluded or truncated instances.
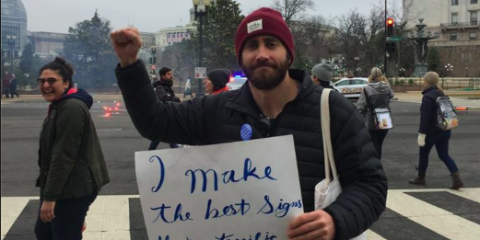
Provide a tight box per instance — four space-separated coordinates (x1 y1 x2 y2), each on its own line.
419 86 450 137
152 80 180 103
115 60 387 240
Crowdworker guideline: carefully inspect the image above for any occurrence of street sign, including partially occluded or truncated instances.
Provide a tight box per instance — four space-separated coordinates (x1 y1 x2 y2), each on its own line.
386 36 402 42
194 67 207 79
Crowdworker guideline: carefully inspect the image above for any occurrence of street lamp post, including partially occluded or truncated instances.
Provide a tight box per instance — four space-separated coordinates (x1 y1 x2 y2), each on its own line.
399 68 406 77
354 56 359 76
6 35 17 73
333 65 340 77
356 68 362 76
192 0 211 98
150 46 157 80
445 63 454 89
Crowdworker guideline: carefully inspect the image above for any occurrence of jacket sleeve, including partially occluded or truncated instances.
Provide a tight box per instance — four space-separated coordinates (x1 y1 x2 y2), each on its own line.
115 60 208 145
419 94 433 134
356 88 367 113
324 91 388 240
43 100 86 201
388 87 395 100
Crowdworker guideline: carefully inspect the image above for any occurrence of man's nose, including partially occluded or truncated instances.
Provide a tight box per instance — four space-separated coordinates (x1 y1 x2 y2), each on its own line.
255 45 270 62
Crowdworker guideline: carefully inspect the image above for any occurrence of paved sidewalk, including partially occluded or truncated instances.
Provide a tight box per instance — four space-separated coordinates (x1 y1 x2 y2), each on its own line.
3 92 480 110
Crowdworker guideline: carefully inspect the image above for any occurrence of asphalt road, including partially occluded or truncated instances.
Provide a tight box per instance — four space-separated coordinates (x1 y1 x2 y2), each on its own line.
1 102 480 197
2 100 480 240
2 100 479 197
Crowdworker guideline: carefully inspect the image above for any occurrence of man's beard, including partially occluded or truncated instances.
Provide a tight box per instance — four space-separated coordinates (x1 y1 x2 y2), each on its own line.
243 57 290 90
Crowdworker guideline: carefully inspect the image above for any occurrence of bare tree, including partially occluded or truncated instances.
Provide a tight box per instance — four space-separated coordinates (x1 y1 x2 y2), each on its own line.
271 0 314 26
292 15 335 67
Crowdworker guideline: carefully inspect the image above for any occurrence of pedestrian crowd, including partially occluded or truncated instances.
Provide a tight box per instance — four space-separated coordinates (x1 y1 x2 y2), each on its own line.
2 71 19 98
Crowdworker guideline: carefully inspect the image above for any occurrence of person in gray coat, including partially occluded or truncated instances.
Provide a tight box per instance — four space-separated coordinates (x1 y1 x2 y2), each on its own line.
357 67 394 159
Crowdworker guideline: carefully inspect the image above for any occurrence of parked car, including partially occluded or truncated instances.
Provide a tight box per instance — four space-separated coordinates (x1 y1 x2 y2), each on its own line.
333 78 369 101
227 76 247 91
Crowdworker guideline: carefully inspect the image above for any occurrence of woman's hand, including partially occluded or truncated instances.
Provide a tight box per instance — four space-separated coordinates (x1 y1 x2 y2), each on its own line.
418 133 426 147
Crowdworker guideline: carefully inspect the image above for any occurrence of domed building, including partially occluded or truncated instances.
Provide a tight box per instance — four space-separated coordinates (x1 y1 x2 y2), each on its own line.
1 0 28 56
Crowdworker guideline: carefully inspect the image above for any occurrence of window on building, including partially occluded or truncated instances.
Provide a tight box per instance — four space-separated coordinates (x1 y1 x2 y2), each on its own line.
472 0 478 4
450 33 458 40
452 13 459 24
471 11 478 25
452 0 459 5
470 32 477 40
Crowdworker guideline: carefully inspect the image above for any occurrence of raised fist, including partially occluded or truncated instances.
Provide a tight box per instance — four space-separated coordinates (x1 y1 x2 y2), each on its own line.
110 27 142 67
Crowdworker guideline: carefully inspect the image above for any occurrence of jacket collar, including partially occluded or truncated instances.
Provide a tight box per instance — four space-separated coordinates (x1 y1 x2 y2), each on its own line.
47 88 93 116
212 86 229 95
422 86 437 95
225 69 314 118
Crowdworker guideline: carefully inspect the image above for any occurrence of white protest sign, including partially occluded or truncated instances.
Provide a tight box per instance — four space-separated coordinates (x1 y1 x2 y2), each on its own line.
135 135 303 240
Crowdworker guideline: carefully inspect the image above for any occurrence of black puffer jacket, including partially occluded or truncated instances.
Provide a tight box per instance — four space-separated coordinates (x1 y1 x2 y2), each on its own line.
152 80 180 103
419 86 449 137
115 60 387 240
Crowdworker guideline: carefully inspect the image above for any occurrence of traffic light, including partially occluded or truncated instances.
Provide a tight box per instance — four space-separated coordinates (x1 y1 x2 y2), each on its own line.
386 18 394 36
387 42 396 54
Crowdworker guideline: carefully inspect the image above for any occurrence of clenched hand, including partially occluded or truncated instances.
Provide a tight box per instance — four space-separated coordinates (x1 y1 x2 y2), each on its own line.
110 27 143 68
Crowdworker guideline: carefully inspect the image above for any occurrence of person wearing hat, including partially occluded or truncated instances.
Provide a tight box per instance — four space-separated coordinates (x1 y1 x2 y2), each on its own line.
111 7 386 240
311 61 335 89
409 71 464 189
203 69 230 95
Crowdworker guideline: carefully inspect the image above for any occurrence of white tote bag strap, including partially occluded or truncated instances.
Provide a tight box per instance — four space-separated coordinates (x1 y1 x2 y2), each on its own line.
320 89 338 184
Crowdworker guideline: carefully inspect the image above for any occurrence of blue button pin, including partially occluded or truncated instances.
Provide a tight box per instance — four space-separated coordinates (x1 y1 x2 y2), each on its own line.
240 124 253 141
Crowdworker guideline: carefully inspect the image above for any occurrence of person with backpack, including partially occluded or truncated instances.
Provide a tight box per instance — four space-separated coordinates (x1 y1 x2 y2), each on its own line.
409 71 464 189
357 67 394 160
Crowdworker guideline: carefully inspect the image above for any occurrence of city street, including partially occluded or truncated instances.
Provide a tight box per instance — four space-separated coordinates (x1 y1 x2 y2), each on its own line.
1 99 479 240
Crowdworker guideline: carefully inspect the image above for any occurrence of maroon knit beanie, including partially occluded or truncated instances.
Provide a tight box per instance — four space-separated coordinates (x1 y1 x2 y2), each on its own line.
235 7 295 67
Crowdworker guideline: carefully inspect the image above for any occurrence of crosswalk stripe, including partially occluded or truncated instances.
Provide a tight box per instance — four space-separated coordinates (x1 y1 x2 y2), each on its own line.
387 190 480 240
1 197 36 240
1 189 479 240
364 230 387 240
448 187 480 203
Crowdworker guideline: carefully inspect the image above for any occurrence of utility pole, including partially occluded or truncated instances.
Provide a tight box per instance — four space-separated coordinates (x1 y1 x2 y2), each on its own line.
384 0 388 77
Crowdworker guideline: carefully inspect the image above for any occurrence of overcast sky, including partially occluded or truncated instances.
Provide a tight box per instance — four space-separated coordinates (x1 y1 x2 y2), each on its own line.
23 0 384 33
